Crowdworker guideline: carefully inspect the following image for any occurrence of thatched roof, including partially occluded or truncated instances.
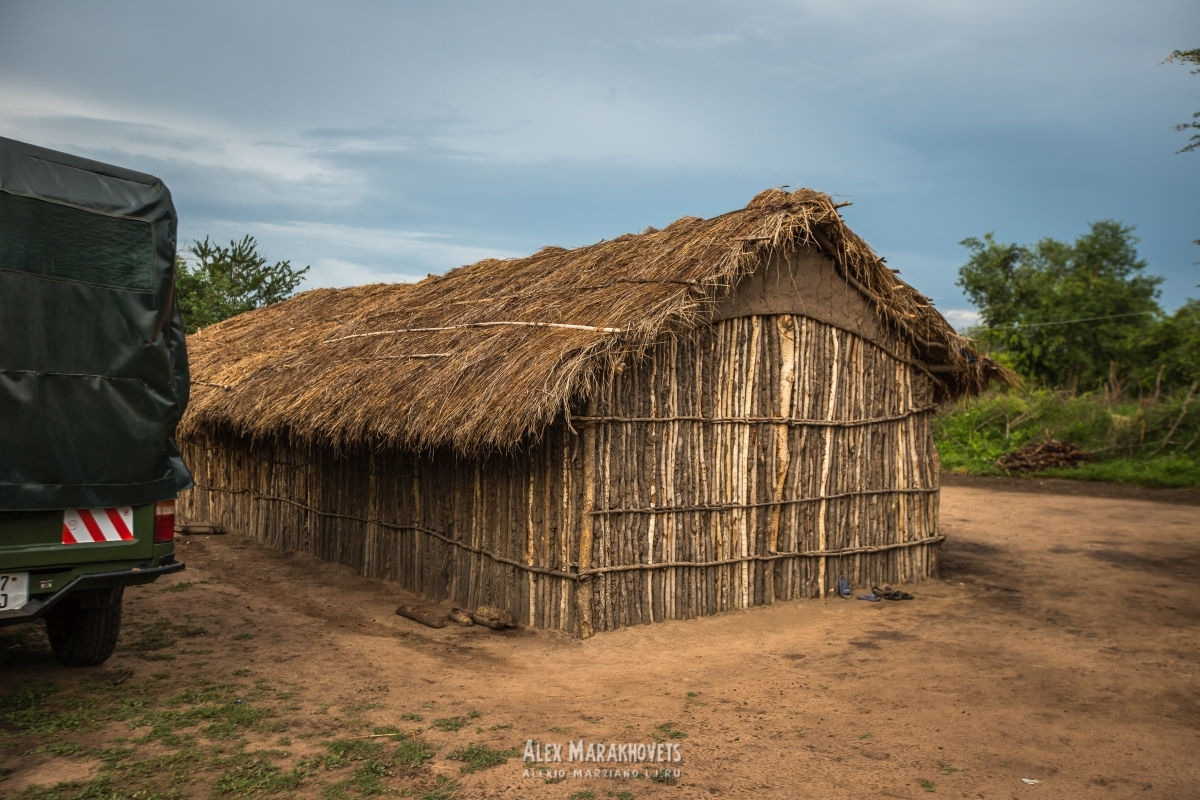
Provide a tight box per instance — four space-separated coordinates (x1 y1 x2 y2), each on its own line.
180 188 1001 454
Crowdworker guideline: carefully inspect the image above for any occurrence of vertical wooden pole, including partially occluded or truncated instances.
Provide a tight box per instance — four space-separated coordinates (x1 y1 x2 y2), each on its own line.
576 400 597 638
817 329 841 597
770 316 797 548
767 314 796 604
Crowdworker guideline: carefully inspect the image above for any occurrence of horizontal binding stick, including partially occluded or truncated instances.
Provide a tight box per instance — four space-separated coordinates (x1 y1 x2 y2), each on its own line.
183 440 416 481
191 483 578 580
572 405 935 427
188 485 945 582
590 486 939 515
365 353 453 360
578 536 947 577
323 320 625 343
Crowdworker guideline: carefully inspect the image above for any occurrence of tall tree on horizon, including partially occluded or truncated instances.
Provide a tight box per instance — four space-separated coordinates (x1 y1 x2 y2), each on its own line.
957 222 1162 391
1165 48 1200 154
1166 48 1200 259
175 236 309 333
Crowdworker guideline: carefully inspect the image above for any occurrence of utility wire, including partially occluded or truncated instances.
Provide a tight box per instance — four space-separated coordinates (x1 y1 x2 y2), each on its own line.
972 310 1157 332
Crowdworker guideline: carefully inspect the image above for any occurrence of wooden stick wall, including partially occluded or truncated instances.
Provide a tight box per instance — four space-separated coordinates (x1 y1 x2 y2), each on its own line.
179 314 941 637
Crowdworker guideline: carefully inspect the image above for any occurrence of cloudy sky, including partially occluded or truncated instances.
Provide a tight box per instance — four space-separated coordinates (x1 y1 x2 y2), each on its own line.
1 0 1196 327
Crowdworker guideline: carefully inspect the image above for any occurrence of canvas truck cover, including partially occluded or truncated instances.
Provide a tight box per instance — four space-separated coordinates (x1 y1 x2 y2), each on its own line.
0 137 192 510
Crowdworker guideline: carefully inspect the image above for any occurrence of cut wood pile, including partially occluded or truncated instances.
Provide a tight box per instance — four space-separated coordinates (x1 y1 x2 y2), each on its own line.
996 440 1087 472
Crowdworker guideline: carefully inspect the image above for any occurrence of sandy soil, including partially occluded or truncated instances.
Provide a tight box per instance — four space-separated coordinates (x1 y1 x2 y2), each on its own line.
3 481 1199 799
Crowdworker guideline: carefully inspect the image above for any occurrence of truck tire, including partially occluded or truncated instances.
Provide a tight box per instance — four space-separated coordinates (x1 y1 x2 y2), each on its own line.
45 586 124 667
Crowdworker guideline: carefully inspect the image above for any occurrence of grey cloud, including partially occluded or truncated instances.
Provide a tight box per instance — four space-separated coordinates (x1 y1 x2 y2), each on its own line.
0 0 1196 303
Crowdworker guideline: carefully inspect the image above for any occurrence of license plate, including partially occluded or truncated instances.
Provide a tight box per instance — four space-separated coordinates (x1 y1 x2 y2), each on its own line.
0 573 28 611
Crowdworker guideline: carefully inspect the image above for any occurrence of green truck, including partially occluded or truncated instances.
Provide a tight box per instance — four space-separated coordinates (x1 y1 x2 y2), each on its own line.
0 137 193 666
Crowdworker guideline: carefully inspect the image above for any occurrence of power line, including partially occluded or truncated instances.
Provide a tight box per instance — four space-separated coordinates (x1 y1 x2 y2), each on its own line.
972 310 1157 332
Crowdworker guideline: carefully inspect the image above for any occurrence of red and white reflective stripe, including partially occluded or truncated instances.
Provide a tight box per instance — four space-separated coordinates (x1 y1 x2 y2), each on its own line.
62 508 134 544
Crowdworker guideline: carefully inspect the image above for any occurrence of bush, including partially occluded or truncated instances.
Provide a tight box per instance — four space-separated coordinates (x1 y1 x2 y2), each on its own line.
935 387 1200 488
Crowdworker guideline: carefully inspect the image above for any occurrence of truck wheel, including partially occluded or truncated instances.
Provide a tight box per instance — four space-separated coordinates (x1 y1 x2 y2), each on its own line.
45 586 124 667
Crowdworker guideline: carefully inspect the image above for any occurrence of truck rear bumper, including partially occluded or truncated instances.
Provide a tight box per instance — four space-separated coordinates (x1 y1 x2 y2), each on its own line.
0 559 184 627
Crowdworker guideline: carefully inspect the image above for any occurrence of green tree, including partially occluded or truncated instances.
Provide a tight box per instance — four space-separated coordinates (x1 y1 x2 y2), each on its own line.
957 221 1162 391
175 236 309 333
1166 48 1200 154
1140 299 1200 388
1166 48 1200 257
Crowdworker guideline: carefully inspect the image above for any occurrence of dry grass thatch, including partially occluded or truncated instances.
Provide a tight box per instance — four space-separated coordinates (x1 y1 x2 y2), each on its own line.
180 188 1003 454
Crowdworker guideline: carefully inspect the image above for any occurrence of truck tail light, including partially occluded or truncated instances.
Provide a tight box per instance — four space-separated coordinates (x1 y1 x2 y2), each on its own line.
154 500 176 543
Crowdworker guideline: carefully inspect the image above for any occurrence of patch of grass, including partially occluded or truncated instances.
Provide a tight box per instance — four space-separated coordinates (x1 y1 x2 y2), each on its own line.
323 738 387 768
1040 454 1200 488
421 775 459 800
340 702 381 713
128 686 275 743
106 747 207 795
163 581 195 592
608 792 635 800
401 712 424 722
544 775 565 784
651 769 677 785
859 732 872 740
569 792 595 800
308 735 432 774
935 388 1200 488
307 735 433 797
652 722 687 742
937 763 963 775
164 681 239 706
431 717 465 732
548 725 570 732
174 625 208 638
0 684 106 735
34 740 89 757
489 723 512 731
127 619 177 653
320 759 392 798
920 778 936 792
233 632 258 641
210 751 306 798
446 743 520 774
15 775 180 800
393 739 435 775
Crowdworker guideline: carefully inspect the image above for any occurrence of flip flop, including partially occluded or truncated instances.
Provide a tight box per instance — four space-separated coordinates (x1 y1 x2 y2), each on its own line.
837 576 852 598
857 594 880 602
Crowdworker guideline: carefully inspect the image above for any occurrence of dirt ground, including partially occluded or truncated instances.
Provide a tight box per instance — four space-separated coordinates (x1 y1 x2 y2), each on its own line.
3 480 1199 799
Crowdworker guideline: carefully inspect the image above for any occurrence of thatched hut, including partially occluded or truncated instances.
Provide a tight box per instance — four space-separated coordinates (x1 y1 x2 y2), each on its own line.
178 188 999 636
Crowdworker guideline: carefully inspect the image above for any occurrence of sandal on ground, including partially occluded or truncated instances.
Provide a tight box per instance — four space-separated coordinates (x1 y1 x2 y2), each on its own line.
856 594 880 602
837 576 852 598
871 586 913 601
